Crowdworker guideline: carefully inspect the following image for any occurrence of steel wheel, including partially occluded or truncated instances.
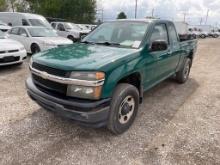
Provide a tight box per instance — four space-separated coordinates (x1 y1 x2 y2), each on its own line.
118 96 135 124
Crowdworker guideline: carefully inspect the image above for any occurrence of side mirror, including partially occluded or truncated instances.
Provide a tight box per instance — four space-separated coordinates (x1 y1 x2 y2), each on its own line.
150 40 168 52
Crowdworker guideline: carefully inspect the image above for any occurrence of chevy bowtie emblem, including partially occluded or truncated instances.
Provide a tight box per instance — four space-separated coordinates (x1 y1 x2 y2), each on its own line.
40 71 49 79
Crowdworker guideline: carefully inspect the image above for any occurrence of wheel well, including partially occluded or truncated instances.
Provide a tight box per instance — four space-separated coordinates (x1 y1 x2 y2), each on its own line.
31 43 38 50
67 35 74 39
117 72 142 102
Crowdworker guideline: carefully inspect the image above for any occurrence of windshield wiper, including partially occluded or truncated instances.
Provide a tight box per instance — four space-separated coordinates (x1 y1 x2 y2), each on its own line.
80 41 95 44
95 42 121 46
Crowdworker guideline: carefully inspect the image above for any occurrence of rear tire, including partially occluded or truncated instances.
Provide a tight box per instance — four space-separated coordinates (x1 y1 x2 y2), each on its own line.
176 58 192 84
107 83 139 135
31 44 40 54
200 34 206 39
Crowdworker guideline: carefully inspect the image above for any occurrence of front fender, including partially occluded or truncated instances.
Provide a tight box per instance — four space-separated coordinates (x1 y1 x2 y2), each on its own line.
101 55 143 98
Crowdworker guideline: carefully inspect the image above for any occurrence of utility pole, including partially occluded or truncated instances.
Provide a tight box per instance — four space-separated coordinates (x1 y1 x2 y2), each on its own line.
183 12 187 22
205 9 209 25
200 18 203 25
152 8 154 17
135 0 137 19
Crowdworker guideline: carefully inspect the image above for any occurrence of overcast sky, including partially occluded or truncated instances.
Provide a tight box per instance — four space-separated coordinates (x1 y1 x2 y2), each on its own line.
96 0 220 26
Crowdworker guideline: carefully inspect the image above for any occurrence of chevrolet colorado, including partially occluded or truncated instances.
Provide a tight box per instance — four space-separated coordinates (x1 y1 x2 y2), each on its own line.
26 19 197 134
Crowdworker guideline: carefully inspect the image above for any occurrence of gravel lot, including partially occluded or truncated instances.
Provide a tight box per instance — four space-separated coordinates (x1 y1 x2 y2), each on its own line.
0 39 220 165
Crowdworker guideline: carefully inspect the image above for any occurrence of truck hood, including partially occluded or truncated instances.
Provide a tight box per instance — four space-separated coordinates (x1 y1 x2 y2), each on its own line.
32 43 139 71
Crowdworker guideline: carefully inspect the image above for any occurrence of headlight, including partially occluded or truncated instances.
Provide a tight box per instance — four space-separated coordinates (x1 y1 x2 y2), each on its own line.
20 46 25 51
67 72 105 100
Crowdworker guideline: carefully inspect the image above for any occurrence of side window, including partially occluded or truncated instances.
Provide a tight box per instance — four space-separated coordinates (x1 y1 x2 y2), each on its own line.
168 24 178 43
22 19 29 26
18 28 28 37
150 24 168 43
51 23 56 29
57 23 65 31
9 28 19 35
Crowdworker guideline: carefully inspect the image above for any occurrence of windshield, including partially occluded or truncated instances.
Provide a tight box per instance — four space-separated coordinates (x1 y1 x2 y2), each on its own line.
29 19 51 28
0 31 5 39
83 22 149 48
28 27 58 37
64 23 81 31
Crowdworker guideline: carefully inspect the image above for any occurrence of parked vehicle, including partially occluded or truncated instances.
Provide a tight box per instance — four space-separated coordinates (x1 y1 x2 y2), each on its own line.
26 19 197 134
79 24 97 31
209 29 219 38
0 12 52 29
0 20 11 32
198 29 209 39
51 22 90 41
174 21 195 40
8 26 73 54
76 24 91 31
0 30 26 66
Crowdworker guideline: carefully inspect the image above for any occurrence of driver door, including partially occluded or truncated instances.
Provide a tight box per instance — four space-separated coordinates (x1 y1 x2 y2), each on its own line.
16 28 30 52
147 23 171 83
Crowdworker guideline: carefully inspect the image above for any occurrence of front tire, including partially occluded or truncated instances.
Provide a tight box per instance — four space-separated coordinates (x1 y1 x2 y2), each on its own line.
200 34 206 39
176 58 192 84
107 83 139 135
31 44 40 54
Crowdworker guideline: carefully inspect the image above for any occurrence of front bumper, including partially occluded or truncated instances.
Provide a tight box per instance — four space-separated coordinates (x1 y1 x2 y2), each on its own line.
0 50 27 66
26 77 110 127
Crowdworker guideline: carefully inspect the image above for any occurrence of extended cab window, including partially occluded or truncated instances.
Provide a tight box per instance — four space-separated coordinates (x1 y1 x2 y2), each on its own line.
168 24 178 43
150 24 168 43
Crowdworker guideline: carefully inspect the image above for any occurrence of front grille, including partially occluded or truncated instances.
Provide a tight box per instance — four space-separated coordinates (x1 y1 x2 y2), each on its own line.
32 74 67 95
0 56 20 63
32 63 68 96
0 51 6 54
32 62 68 77
8 49 19 53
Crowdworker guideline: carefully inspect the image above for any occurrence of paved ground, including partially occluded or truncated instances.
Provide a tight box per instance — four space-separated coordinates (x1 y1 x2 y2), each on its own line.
0 39 219 165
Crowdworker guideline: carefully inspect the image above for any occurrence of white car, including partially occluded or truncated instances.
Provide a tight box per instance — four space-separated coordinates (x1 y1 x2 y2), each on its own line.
0 31 26 66
7 26 73 54
51 22 90 41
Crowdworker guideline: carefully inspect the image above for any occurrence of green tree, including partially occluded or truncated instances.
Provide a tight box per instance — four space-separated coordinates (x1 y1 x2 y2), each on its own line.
0 0 7 11
14 0 30 12
117 12 127 19
26 0 97 23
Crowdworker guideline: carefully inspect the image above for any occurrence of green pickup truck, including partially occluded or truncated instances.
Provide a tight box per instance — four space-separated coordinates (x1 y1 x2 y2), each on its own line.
26 19 197 134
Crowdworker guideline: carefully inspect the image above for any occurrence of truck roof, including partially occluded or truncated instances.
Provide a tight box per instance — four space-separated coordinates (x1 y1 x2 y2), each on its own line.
106 19 172 24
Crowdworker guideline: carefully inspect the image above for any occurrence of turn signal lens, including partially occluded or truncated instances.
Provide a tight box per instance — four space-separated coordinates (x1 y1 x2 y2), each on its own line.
96 72 105 80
